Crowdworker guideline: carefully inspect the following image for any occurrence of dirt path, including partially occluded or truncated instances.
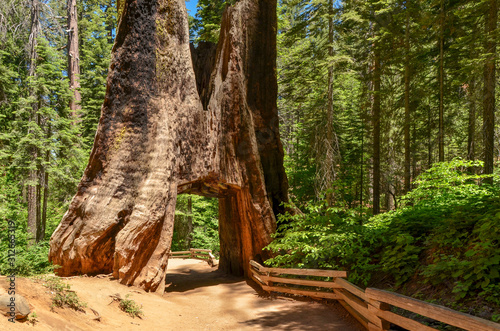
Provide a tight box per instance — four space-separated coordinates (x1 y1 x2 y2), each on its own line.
1 259 363 330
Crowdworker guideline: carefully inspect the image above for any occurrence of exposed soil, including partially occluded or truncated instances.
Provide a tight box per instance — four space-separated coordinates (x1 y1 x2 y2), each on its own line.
0 259 363 330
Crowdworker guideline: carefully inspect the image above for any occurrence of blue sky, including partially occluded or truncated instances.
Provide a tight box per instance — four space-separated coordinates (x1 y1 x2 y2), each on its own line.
185 0 198 16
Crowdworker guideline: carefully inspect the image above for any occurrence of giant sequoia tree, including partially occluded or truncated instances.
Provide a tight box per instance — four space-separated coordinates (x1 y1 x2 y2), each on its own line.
49 0 288 292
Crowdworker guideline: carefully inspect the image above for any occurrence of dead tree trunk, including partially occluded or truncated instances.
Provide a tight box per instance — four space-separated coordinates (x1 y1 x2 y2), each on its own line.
49 0 288 291
67 0 81 117
27 0 40 245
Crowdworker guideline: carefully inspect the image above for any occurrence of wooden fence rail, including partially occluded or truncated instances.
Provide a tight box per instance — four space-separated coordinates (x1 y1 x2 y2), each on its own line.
250 260 500 331
169 248 216 267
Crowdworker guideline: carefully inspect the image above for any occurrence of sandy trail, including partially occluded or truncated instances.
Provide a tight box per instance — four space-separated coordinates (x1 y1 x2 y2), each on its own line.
1 259 363 330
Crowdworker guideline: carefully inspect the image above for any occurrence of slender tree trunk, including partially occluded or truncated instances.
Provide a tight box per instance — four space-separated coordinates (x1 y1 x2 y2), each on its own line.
372 41 381 215
40 123 51 242
186 196 193 247
404 10 411 193
467 80 476 161
359 78 369 212
412 121 417 182
27 0 40 245
359 109 364 211
35 110 43 242
325 0 336 205
483 0 497 183
428 104 432 168
67 0 81 118
438 0 445 162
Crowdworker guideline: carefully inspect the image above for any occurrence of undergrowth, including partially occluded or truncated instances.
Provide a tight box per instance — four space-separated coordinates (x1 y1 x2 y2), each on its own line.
33 275 87 312
265 160 500 321
119 294 143 318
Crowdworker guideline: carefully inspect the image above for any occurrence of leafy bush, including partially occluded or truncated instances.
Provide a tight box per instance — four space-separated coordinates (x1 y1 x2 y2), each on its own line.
372 159 500 298
0 241 54 276
0 168 61 277
266 160 500 307
119 294 143 318
265 203 378 285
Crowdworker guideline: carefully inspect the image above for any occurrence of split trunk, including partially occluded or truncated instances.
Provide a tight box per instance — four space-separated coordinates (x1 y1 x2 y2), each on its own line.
49 0 288 292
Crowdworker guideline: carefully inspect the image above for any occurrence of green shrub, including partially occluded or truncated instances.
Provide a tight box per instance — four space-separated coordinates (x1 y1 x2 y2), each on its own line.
34 275 87 312
266 160 500 306
119 294 143 318
265 203 378 285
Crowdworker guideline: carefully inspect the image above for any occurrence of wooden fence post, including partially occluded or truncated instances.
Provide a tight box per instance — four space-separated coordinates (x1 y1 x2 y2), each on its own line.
367 299 390 331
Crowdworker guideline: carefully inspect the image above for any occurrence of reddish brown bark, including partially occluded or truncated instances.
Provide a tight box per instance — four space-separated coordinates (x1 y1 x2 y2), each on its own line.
49 0 287 291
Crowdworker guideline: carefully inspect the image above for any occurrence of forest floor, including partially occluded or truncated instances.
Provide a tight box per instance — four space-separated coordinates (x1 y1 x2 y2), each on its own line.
0 259 363 331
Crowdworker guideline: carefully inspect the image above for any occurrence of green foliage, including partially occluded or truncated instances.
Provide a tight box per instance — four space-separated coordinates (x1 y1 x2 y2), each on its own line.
119 294 143 319
0 0 112 276
34 275 87 312
267 161 500 307
400 159 496 209
173 195 219 254
27 311 38 325
79 0 115 146
0 172 54 276
266 202 377 285
0 243 54 276
191 0 235 44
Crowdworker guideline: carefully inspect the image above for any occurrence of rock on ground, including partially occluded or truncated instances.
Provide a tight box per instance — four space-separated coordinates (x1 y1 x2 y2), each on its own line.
0 294 30 320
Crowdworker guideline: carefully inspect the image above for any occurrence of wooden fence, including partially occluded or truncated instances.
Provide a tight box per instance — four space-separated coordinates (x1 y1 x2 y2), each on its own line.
250 260 500 331
169 248 216 267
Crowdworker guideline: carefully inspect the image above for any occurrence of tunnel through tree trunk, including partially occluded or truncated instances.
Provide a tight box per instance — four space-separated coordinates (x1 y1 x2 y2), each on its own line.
49 0 288 292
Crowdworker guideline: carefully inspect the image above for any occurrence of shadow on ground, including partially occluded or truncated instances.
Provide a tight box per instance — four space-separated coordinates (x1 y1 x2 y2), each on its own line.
165 265 241 292
240 301 361 331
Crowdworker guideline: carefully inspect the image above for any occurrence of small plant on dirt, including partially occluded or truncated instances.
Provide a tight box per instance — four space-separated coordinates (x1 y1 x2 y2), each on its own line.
119 294 143 319
33 275 87 312
27 312 38 325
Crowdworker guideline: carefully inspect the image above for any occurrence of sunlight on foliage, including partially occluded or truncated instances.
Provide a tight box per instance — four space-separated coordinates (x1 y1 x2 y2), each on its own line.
266 160 500 308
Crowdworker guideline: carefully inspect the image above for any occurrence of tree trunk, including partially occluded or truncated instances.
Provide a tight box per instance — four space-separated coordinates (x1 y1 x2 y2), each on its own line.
372 41 381 215
27 0 40 246
67 0 81 118
467 80 476 161
428 105 432 168
483 0 497 183
49 0 288 291
186 196 193 248
210 0 288 274
404 10 411 193
324 0 336 205
412 121 417 182
438 0 445 162
40 123 51 242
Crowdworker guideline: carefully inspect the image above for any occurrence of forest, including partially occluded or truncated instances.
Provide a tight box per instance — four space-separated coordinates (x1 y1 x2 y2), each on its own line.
0 0 499 324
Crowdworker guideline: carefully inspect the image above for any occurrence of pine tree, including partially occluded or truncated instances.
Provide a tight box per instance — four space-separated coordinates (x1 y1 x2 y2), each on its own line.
192 0 232 44
79 0 115 145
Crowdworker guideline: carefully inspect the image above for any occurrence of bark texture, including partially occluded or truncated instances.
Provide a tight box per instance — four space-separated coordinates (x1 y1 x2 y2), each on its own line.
49 0 288 291
190 41 216 110
27 0 41 245
372 40 381 215
483 0 497 181
67 0 81 115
